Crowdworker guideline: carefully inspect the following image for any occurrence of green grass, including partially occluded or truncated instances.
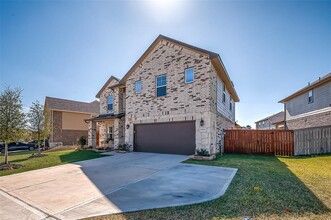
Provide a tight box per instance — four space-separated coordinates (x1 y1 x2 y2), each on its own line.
0 150 108 176
88 154 331 220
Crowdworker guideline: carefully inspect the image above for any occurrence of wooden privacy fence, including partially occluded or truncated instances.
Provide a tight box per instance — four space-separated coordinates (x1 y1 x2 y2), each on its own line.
294 125 331 155
224 130 294 156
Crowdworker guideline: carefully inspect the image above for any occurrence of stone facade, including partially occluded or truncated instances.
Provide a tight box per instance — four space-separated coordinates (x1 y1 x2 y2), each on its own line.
52 111 88 145
89 77 126 148
99 78 120 115
123 40 235 153
89 37 238 154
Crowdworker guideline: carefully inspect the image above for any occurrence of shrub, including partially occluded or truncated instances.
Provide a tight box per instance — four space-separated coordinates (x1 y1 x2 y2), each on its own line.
117 143 132 151
77 136 87 148
195 148 210 156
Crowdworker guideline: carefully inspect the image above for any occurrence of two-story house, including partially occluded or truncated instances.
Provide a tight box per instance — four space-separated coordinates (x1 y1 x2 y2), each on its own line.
86 35 239 155
44 96 99 145
255 111 285 130
279 72 331 129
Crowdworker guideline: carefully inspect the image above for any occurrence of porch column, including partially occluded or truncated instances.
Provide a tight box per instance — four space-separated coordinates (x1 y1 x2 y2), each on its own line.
88 121 97 147
114 118 125 148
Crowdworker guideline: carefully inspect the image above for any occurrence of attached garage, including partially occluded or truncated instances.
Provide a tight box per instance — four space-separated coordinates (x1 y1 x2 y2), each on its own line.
134 121 196 155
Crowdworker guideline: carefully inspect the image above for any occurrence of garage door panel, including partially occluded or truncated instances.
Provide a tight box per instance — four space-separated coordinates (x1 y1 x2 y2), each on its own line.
134 121 195 155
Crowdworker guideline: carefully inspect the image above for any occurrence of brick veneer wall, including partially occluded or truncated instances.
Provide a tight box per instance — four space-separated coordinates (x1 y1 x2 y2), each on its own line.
286 110 331 130
99 79 120 114
123 39 234 153
52 111 88 145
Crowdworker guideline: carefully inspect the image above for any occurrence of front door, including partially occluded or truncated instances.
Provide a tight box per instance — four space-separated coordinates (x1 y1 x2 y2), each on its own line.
96 131 100 146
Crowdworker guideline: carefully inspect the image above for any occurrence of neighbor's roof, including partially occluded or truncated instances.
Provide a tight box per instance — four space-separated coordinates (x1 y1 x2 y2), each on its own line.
279 72 331 103
255 111 285 124
45 96 99 114
99 34 239 102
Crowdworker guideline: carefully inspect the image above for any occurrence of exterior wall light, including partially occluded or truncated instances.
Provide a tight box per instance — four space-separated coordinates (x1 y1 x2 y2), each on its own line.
126 124 130 129
200 119 204 127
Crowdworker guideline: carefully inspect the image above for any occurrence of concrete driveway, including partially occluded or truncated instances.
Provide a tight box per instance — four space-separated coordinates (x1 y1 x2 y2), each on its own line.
0 152 237 220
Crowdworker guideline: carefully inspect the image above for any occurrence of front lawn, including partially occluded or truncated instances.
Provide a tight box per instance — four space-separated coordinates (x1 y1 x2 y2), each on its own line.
89 154 331 220
0 150 108 176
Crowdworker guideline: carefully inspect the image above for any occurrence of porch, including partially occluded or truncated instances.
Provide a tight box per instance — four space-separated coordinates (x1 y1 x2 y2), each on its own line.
85 113 125 148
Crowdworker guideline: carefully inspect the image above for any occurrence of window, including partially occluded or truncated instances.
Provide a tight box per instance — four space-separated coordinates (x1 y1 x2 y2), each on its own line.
229 98 233 111
185 68 194 83
222 83 226 103
156 75 167 97
107 96 113 111
308 89 314 103
136 81 142 93
107 126 113 140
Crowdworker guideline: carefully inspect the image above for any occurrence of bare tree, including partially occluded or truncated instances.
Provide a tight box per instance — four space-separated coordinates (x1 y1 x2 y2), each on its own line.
0 87 26 164
27 100 47 151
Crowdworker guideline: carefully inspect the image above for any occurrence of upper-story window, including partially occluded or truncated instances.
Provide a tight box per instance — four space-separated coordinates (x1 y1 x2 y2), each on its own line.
136 81 142 93
229 97 233 111
156 75 167 97
222 83 226 103
185 68 194 83
107 96 113 111
308 89 314 103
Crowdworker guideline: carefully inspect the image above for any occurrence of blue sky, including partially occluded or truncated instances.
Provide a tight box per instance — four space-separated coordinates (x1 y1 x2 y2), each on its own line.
1 0 330 126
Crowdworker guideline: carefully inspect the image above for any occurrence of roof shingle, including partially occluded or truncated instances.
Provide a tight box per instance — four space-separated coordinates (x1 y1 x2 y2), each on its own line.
255 111 285 124
45 96 99 114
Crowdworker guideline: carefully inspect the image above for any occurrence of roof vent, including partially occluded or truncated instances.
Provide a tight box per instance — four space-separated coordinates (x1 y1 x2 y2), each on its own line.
308 82 310 86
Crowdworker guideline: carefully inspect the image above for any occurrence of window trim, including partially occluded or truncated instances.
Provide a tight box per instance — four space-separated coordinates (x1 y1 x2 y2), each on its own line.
107 96 113 111
308 89 314 104
184 67 194 83
135 81 142 94
156 74 167 97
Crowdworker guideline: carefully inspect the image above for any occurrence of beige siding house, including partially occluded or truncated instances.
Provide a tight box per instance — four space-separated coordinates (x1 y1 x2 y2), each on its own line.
255 111 285 130
279 72 331 129
44 97 99 145
87 35 239 155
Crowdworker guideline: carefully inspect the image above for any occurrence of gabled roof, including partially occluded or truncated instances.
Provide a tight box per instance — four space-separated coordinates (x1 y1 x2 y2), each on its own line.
95 76 120 98
279 72 331 103
45 96 99 114
255 111 285 124
118 34 239 102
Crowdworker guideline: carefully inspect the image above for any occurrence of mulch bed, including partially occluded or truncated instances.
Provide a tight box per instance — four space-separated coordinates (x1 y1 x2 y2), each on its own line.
0 163 23 171
28 153 48 158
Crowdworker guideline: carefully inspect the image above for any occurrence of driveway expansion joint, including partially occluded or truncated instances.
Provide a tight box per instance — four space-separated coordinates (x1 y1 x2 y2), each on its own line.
0 188 59 220
0 153 237 220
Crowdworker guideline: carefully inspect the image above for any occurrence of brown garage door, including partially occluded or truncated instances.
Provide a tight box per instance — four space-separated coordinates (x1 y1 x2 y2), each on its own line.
134 121 196 155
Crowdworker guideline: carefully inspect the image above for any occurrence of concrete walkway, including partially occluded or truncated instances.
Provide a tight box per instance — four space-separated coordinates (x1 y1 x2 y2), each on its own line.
0 152 237 220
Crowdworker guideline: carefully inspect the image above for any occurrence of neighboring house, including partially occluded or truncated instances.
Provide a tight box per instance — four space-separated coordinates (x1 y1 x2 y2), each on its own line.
86 35 239 155
279 72 331 129
44 97 99 145
235 122 242 129
255 111 285 130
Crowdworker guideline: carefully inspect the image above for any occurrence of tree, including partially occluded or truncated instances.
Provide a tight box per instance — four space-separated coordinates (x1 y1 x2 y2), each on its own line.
27 100 49 151
0 87 26 164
